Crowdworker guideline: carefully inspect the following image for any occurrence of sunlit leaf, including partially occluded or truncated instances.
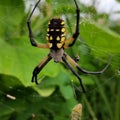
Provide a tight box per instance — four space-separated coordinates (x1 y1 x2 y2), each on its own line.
81 21 120 56
0 37 60 86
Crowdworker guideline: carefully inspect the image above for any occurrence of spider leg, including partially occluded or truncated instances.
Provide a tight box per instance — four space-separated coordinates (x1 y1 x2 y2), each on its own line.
27 0 49 48
32 54 52 84
64 0 80 48
62 54 85 93
65 53 112 74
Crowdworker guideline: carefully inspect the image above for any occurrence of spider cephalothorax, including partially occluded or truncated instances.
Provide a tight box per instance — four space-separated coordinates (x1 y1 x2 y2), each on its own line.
27 0 111 92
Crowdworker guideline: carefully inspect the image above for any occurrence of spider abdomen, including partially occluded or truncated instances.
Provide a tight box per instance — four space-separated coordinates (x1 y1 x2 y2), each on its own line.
46 18 66 49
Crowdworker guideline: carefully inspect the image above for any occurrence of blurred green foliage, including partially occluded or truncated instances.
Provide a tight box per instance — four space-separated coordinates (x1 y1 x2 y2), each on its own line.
0 0 120 120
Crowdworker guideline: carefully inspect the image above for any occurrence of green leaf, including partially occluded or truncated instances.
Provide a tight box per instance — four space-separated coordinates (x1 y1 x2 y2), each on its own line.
0 74 77 120
0 102 14 120
0 37 60 87
60 85 74 100
0 0 24 37
32 86 56 97
80 21 120 56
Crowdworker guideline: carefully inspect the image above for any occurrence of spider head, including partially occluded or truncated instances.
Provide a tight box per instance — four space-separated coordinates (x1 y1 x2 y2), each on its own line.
48 18 65 28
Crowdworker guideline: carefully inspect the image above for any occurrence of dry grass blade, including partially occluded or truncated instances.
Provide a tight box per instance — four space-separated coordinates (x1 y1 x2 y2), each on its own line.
71 104 82 120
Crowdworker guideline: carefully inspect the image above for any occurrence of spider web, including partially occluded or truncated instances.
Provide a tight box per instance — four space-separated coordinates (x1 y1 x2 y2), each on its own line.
0 0 119 120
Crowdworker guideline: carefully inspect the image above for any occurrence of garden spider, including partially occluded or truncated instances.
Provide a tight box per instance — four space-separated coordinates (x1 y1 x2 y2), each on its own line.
27 0 111 93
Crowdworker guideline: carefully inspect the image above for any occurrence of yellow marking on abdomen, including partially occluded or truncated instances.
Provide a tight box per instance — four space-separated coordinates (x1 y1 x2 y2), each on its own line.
61 28 65 32
47 28 49 32
56 36 60 41
61 36 66 42
48 43 52 48
46 36 49 41
61 21 64 25
50 29 54 31
56 29 60 31
57 42 63 48
50 36 53 40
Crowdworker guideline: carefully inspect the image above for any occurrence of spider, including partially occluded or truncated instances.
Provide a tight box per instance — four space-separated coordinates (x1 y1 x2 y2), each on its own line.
27 0 111 93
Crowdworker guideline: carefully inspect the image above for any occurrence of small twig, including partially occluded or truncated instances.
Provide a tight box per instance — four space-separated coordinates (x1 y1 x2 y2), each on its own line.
6 94 16 100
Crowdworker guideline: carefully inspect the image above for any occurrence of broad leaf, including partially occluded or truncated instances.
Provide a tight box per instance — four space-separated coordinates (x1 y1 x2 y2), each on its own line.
80 21 120 56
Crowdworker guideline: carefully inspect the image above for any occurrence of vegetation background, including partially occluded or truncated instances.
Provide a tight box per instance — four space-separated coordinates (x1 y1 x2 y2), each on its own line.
0 0 120 120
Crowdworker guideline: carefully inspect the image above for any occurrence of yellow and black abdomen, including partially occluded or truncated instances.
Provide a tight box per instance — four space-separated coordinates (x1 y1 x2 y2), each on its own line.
46 18 66 49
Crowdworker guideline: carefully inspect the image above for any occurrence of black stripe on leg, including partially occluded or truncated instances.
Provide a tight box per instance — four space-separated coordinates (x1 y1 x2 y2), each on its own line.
76 56 112 74
62 54 85 93
32 54 52 84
